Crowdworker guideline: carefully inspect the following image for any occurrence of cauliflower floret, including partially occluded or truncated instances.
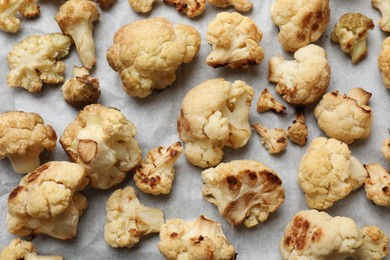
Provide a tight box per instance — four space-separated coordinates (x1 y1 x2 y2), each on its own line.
178 78 254 168
163 0 205 17
373 0 390 32
206 12 264 69
202 160 285 228
6 161 89 240
107 17 201 98
331 13 375 64
252 123 287 155
383 135 390 163
356 225 389 260
0 0 39 33
268 44 331 105
134 142 182 195
60 104 142 190
287 107 308 146
298 137 368 210
270 0 330 52
128 0 156 13
7 33 71 93
208 0 252 12
378 37 390 90
364 163 390 206
55 0 99 69
314 88 373 144
256 88 286 113
95 0 115 9
0 238 63 260
158 215 236 260
0 111 57 174
104 186 164 248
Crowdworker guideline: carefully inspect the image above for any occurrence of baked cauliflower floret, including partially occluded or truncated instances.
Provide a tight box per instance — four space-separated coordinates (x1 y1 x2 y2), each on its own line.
252 123 287 155
55 0 99 69
0 111 56 174
314 88 373 144
202 160 285 228
372 0 390 32
206 12 264 69
356 225 389 259
7 33 71 93
270 0 330 52
60 104 142 190
158 215 236 260
163 0 205 17
0 238 63 260
331 13 375 64
128 0 156 13
0 0 39 33
208 0 252 12
7 161 89 240
383 134 390 163
268 44 331 105
134 142 182 195
96 0 115 9
364 163 390 206
104 186 164 248
178 78 254 168
298 137 368 210
287 107 308 146
378 37 390 90
107 17 201 98
256 88 286 113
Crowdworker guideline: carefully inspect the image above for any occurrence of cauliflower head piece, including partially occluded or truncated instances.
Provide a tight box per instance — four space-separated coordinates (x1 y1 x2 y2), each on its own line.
298 137 368 210
378 37 390 90
372 0 390 32
287 107 308 146
163 0 205 17
60 104 142 190
364 163 390 206
0 238 63 260
270 0 330 52
0 111 57 174
256 88 286 113
252 123 287 155
268 44 331 105
177 78 254 168
158 215 236 260
383 136 390 163
104 186 164 248
7 161 89 240
202 160 285 228
208 0 252 12
0 0 39 33
206 12 264 69
7 33 72 93
356 225 389 260
107 17 201 98
128 0 156 13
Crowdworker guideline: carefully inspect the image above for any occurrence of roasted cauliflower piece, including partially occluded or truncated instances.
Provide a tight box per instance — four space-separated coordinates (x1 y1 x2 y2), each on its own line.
7 33 71 93
163 0 205 17
270 0 330 52
298 137 368 210
208 0 252 12
55 0 99 69
96 0 115 9
383 134 390 163
177 78 254 168
331 13 375 64
202 160 285 228
256 88 286 113
252 123 287 155
134 142 182 195
158 215 236 260
7 161 89 240
364 163 390 206
107 17 201 98
314 88 373 144
268 44 331 105
206 12 264 69
0 238 63 260
0 0 39 33
357 225 390 260
128 0 156 13
287 107 308 146
104 186 164 248
0 111 56 174
373 0 390 32
378 37 390 90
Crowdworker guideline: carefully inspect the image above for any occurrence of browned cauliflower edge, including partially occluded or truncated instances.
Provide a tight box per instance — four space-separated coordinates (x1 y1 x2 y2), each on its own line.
0 238 63 260
0 0 40 33
256 88 286 113
252 123 287 154
364 163 390 206
163 0 206 17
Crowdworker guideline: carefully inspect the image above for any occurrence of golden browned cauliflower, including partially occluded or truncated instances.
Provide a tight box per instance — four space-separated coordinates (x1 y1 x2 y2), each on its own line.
383 134 390 163
7 33 71 93
372 0 390 32
95 0 115 9
256 88 286 113
7 161 89 240
158 215 236 260
107 17 201 98
163 0 205 17
104 186 164 248
178 78 254 168
202 160 285 228
128 0 156 13
270 0 330 52
356 225 389 260
268 44 331 105
287 107 308 146
0 238 63 260
60 104 142 190
314 88 373 144
206 12 264 69
0 0 39 33
364 163 390 206
378 37 390 89
0 111 57 174
298 137 368 210
331 13 375 64
252 123 287 155
208 0 252 12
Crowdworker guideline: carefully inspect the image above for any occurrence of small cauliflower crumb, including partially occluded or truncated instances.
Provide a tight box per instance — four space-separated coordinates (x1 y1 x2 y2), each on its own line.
287 107 308 146
252 123 287 154
256 88 286 113
0 0 39 33
163 0 205 17
128 0 156 13
0 238 63 260
372 0 390 32
364 163 390 206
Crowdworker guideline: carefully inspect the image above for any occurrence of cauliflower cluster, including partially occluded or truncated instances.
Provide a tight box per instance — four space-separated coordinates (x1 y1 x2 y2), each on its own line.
364 163 390 206
383 135 390 163
0 0 39 33
252 123 287 155
128 0 156 13
107 17 201 98
256 88 286 113
208 0 252 12
178 78 254 168
163 0 205 17
0 238 63 259
287 107 308 146
378 37 390 89
372 0 390 32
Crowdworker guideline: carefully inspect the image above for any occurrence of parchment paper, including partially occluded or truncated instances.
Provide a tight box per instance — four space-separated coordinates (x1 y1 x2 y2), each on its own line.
0 0 389 259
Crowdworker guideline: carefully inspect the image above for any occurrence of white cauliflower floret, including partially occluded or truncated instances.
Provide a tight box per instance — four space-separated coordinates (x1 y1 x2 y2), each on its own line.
158 215 236 260
0 238 63 260
287 107 308 146
0 0 39 33
206 12 264 69
104 186 164 248
128 0 156 13
298 137 368 210
7 33 71 93
6 161 89 240
178 78 254 168
107 17 201 98
378 37 390 90
268 44 331 105
373 0 390 32
364 163 390 206
60 104 142 190
202 160 285 228
252 123 287 155
208 0 252 12
134 142 183 195
383 134 390 163
356 225 389 260
163 0 205 17
256 88 286 113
